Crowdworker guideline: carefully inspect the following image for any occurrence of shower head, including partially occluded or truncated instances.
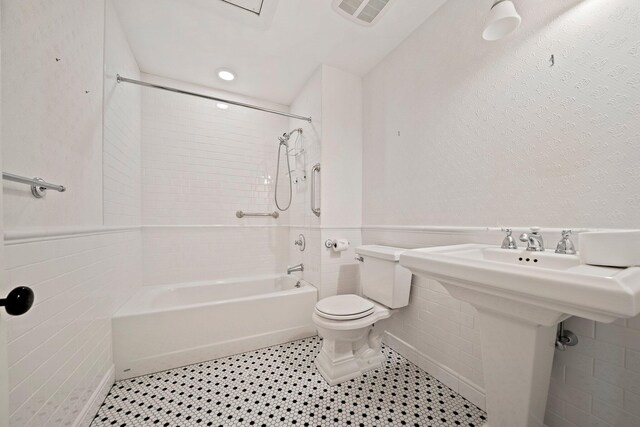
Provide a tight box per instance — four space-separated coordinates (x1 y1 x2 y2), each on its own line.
278 128 303 146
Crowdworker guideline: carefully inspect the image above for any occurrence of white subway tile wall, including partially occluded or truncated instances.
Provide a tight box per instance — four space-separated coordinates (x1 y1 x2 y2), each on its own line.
288 226 321 287
283 68 324 290
142 226 288 286
365 227 640 426
138 74 292 285
5 230 141 426
140 74 289 226
319 228 362 300
103 0 142 226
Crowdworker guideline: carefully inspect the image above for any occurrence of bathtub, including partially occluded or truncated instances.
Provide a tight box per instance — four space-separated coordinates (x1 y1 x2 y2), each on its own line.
112 274 317 380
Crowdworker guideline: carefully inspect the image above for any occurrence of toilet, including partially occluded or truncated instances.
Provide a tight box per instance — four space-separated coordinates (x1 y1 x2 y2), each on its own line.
313 245 412 385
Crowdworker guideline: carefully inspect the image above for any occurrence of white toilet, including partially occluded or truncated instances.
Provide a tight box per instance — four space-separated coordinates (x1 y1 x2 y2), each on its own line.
312 245 412 385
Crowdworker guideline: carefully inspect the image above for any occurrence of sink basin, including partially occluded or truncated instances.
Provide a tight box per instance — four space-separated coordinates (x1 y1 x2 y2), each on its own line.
400 244 640 427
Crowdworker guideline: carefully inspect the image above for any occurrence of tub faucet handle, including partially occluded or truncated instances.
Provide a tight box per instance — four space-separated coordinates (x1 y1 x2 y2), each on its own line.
501 228 518 250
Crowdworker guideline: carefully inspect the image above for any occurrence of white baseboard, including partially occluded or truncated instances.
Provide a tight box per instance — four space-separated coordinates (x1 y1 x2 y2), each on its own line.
383 331 486 411
74 365 115 427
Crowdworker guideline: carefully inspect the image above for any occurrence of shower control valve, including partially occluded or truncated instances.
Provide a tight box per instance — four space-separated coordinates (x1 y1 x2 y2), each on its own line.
294 234 306 251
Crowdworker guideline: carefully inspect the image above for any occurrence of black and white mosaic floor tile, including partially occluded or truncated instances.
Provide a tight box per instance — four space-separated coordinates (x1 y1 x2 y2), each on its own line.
92 337 486 426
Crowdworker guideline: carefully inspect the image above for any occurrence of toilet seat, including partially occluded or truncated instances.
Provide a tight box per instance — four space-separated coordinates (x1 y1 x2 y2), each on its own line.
314 295 375 321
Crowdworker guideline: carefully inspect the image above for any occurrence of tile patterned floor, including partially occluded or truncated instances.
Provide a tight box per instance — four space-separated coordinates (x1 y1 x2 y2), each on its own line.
91 337 486 426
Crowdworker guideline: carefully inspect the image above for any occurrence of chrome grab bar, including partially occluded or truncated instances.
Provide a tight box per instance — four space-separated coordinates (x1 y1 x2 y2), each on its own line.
2 172 66 198
236 210 279 219
311 163 320 217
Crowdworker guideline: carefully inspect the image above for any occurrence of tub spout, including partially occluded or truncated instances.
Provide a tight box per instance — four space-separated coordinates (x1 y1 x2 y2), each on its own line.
287 264 304 275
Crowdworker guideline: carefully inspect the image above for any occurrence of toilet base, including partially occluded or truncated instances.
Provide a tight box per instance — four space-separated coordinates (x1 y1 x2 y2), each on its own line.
314 320 387 386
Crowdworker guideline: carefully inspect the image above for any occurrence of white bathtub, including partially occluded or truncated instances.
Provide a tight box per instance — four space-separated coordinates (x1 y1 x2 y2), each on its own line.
112 274 317 380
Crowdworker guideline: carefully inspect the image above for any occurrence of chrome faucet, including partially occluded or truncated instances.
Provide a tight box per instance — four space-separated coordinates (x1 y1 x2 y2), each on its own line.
287 263 304 275
519 227 545 252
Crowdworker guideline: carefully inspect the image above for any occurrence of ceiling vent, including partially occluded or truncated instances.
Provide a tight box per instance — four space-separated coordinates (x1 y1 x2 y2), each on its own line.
220 0 264 15
331 0 396 26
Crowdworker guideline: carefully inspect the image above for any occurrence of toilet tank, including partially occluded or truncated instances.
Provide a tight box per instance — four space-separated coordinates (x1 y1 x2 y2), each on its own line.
356 245 412 309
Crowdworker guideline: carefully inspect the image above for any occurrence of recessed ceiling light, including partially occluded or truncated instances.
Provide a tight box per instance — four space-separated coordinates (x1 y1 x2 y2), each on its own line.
217 103 229 110
217 69 235 81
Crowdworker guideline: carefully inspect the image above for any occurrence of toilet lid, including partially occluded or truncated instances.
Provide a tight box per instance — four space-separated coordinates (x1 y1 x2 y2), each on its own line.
315 295 375 321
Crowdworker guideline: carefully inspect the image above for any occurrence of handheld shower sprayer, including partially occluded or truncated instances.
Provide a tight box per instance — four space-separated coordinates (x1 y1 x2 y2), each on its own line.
275 128 303 211
278 128 302 146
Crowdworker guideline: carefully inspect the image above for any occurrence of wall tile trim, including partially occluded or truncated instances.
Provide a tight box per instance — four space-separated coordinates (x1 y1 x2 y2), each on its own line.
4 226 139 245
362 225 596 234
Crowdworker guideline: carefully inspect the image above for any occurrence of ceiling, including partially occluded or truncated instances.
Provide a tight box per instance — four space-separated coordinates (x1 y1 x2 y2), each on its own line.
112 0 447 105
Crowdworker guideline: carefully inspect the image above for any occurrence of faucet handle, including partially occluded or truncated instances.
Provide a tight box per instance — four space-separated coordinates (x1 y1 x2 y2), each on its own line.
530 226 541 234
501 228 518 249
556 230 576 255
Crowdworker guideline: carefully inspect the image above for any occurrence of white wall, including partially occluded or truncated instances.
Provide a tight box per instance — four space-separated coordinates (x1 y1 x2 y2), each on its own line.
103 0 142 226
0 3 8 424
141 74 290 226
5 230 140 427
140 74 290 285
319 65 363 298
287 66 363 299
321 66 362 229
1 1 143 425
288 68 323 288
363 0 640 425
142 226 287 286
1 0 104 228
363 0 640 229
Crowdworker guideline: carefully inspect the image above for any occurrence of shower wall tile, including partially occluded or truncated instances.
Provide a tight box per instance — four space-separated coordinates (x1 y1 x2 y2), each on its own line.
287 68 322 230
4 229 141 427
142 226 288 286
286 68 322 290
288 226 321 288
139 74 292 287
1 0 104 228
140 74 289 226
103 0 142 226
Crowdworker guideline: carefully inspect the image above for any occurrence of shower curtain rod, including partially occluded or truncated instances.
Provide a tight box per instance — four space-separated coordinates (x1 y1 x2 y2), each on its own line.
116 75 312 123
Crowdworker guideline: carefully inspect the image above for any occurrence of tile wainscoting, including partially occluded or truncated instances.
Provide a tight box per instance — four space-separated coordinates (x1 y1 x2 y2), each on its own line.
4 227 141 427
364 225 640 427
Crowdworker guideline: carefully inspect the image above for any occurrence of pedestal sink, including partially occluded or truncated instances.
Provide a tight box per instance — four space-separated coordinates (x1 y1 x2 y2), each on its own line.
400 244 640 427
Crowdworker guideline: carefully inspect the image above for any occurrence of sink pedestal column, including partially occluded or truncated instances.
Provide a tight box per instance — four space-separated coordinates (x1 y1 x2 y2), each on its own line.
477 310 557 427
444 285 566 427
